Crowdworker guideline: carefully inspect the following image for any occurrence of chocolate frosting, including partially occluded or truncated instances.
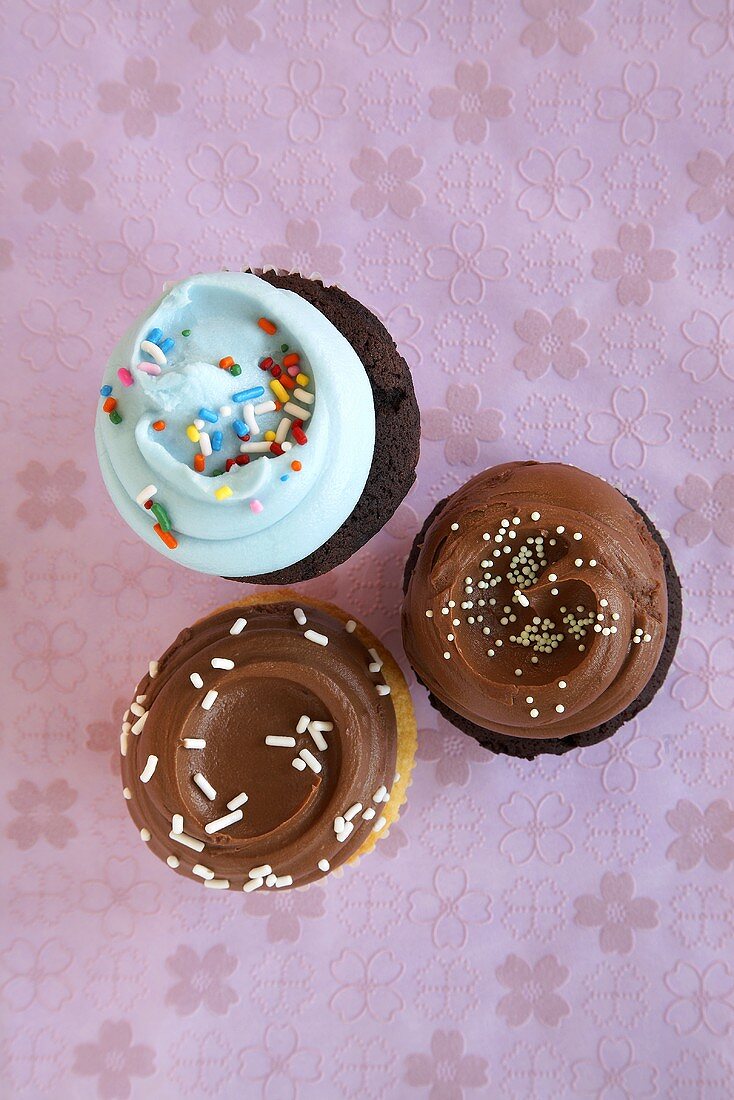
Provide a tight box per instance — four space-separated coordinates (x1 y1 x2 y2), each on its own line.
121 601 398 889
402 462 668 740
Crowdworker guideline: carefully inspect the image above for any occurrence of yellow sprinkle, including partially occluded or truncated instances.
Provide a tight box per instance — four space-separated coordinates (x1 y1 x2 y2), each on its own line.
214 486 232 501
270 379 288 403
187 425 200 443
296 373 309 387
264 430 276 441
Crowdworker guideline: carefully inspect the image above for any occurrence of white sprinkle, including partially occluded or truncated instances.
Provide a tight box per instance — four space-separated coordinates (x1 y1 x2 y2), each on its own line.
362 807 376 821
450 522 459 531
376 684 391 696
193 418 205 430
230 618 247 635
283 401 310 420
373 785 387 803
425 610 433 618
304 629 328 646
293 388 314 405
515 589 529 607
373 816 387 833
130 708 147 734
337 822 354 843
205 809 243 834
167 855 180 868
548 573 557 582
344 803 363 821
276 416 292 444
183 738 206 749
299 748 322 773
193 864 215 880
243 877 263 892
589 559 597 567
334 816 346 832
169 831 204 852
292 758 307 771
531 511 541 521
526 696 534 704
243 402 259 435
172 814 184 835
120 731 128 757
575 558 583 568
443 652 451 660
368 648 383 670
310 721 333 732
293 607 307 625
240 441 271 453
515 669 522 677
199 431 212 457
249 864 271 878
345 620 356 633
643 633 652 642
190 672 204 688
193 773 216 800
274 875 293 888
551 588 559 596
130 702 146 717
266 874 277 887
530 709 539 718
149 660 159 678
211 657 234 670
201 689 218 710
136 484 157 508
296 714 310 734
227 792 249 811
573 532 582 541
559 681 567 689
253 400 276 415
612 612 620 621
600 599 608 608
140 828 151 842
140 755 158 784
308 725 327 751
205 878 229 890
141 340 167 365
123 787 132 799
318 859 330 872
557 525 565 533
220 404 232 417
266 735 297 747
556 704 565 713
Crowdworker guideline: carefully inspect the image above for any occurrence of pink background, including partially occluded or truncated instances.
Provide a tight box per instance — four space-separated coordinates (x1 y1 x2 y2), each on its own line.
2 1 734 1097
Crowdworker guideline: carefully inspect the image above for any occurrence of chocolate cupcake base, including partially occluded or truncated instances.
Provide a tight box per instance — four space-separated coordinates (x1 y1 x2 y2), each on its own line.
402 491 681 760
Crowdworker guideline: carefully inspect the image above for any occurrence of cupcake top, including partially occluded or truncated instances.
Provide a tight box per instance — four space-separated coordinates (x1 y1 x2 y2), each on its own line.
95 272 375 576
402 462 668 740
121 600 398 890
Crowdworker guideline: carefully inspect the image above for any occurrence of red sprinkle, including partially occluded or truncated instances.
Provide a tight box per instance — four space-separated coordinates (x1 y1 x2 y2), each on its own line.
283 353 300 368
258 317 277 335
194 454 205 472
152 419 166 431
144 499 153 509
236 454 250 466
292 425 308 445
269 365 282 378
225 458 236 472
280 375 295 390
102 397 117 413
270 442 285 456
219 356 234 370
259 357 273 371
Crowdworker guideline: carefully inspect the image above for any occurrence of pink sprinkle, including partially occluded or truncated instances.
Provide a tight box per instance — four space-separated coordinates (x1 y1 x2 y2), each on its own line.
137 361 161 376
250 499 263 514
118 367 134 387
286 365 300 377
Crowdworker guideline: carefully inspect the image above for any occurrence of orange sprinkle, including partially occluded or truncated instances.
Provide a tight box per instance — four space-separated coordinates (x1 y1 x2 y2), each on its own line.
152 419 166 431
280 375 296 390
194 453 205 472
154 523 178 549
219 356 234 369
291 460 302 472
258 317 277 335
283 353 300 368
102 397 117 413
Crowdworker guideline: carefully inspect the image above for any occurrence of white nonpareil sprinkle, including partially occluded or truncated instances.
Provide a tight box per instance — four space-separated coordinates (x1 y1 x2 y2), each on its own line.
296 714 310 734
362 807 376 821
559 681 567 689
304 629 328 646
205 809 243 834
149 660 159 678
243 877 263 892
183 738 206 749
345 620 356 633
574 558 583 567
274 875 293 888
344 803 362 821
425 610 433 618
172 814 184 835
193 864 215 880
169 830 204 852
193 773 216 800
293 607 307 625
131 711 148 736
227 792 249 811
230 618 247 635
167 855 180 868
190 672 204 689
308 725 327 751
531 511 541 521
140 829 151 842
266 735 297 747
376 684 391 696
123 787 132 800
318 859 330 872
556 704 565 713
373 816 387 833
136 484 157 508
249 865 272 878
201 689 218 710
211 657 235 670
140 755 158 783
450 522 459 531
530 708 539 718
573 531 582 540
299 748 322 774
292 758 306 771
205 878 230 890
515 589 530 608
220 405 232 417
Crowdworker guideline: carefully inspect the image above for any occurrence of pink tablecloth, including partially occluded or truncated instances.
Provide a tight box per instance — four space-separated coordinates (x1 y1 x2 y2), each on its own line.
2 1 733 1097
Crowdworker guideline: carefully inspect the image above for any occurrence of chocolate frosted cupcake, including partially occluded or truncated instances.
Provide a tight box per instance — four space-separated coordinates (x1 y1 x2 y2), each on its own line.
120 593 416 889
96 270 419 582
402 462 681 759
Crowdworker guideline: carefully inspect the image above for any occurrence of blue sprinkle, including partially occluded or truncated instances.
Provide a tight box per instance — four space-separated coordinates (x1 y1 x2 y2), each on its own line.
232 418 247 436
159 337 175 354
100 384 112 397
211 430 223 452
146 327 163 344
232 386 265 403
280 474 289 482
198 407 218 423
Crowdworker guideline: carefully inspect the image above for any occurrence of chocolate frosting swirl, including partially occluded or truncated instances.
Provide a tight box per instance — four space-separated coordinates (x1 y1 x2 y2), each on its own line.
121 600 398 888
402 462 668 740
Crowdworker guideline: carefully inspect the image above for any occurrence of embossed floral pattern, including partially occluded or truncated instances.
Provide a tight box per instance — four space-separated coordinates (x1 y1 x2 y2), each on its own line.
189 0 262 53
572 1038 657 1098
6 779 77 851
22 140 93 213
21 0 95 49
497 954 570 1027
408 867 492 949
665 798 734 872
73 1021 155 1098
690 0 734 57
675 474 734 546
426 221 509 304
417 718 489 786
681 310 734 383
354 0 429 56
687 150 734 223
499 792 573 866
97 215 179 299
574 872 658 954
430 61 513 145
592 223 675 304
404 1030 488 1097
671 637 734 709
80 858 160 939
264 60 346 144
242 1024 321 1096
186 142 259 217
12 619 86 693
664 961 734 1036
351 145 423 219
514 306 588 380
520 0 595 57
586 385 671 468
166 945 237 1016
99 58 180 139
578 720 661 793
597 62 681 145
518 146 592 221
243 882 325 941
330 949 403 1023
17 458 86 530
262 218 343 281
422 383 503 465
1 939 73 1012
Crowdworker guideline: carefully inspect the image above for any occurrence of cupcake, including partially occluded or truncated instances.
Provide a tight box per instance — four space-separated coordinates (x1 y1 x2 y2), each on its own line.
120 593 416 889
402 461 681 759
96 270 420 582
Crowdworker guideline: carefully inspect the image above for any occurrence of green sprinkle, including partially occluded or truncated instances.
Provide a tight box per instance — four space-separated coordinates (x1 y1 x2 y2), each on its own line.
181 329 191 337
150 501 172 532
281 344 289 353
230 363 242 376
109 410 122 425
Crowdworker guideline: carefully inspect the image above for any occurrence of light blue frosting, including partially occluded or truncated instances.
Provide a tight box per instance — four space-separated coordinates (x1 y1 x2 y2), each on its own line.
95 272 375 576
